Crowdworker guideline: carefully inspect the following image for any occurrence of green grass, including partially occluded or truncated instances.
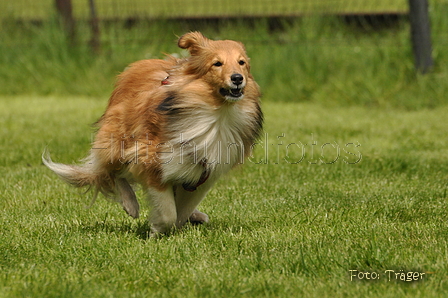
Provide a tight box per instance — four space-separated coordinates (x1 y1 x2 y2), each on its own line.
1 96 448 297
0 0 408 20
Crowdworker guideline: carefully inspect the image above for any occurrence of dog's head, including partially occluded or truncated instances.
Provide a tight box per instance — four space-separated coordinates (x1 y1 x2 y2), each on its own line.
178 32 252 102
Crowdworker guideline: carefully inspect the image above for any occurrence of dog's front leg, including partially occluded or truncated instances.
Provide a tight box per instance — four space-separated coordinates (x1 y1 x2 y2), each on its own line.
147 185 177 235
174 179 215 229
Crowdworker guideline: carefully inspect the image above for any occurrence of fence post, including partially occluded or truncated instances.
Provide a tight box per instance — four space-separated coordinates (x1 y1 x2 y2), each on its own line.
55 0 76 45
88 0 101 54
408 0 433 73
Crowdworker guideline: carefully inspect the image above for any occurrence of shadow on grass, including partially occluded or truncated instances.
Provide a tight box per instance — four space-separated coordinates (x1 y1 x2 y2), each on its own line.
77 216 229 240
77 218 152 239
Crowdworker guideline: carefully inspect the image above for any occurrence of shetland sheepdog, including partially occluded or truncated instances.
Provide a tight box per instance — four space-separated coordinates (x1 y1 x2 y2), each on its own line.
43 32 263 235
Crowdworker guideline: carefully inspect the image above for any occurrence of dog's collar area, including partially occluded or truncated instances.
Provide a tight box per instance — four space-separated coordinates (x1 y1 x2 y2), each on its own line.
182 158 210 192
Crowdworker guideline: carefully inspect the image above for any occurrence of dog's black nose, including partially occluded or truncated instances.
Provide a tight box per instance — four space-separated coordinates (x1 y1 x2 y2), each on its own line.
231 73 244 85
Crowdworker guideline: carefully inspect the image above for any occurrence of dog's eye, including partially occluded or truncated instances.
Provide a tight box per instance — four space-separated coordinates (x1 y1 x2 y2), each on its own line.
238 60 246 66
213 61 223 67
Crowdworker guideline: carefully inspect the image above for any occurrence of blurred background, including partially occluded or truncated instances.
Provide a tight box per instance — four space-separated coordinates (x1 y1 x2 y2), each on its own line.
0 0 447 109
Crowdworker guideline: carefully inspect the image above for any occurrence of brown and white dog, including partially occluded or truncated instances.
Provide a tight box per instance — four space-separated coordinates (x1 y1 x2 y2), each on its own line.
43 32 263 235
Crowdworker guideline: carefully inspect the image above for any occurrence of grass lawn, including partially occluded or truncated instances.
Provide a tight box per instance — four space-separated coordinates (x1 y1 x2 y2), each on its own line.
1 96 447 297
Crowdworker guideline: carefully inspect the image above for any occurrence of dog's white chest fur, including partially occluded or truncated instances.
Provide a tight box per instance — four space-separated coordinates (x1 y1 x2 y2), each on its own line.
160 103 247 185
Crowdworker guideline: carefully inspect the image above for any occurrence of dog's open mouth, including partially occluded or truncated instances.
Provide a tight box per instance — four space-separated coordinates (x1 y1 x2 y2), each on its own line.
219 87 244 100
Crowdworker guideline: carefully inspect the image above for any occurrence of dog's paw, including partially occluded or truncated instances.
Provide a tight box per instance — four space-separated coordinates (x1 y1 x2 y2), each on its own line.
122 201 139 219
188 209 209 224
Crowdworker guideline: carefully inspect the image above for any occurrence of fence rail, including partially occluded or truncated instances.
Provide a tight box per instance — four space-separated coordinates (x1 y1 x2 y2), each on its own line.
1 0 408 20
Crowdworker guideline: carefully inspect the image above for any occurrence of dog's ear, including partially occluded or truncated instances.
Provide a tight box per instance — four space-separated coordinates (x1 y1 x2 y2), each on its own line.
178 32 209 55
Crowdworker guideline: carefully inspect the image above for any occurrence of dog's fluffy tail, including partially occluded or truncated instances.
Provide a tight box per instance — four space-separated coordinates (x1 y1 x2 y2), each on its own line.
42 150 115 198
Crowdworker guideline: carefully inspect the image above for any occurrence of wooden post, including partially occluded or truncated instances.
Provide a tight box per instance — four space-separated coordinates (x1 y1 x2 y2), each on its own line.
88 0 101 54
408 0 433 73
55 0 76 45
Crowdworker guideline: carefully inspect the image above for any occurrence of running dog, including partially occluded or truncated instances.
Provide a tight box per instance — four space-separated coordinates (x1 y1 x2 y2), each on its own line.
43 32 263 235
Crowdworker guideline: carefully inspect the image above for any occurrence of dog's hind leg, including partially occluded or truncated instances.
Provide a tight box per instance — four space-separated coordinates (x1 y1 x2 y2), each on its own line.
115 177 140 218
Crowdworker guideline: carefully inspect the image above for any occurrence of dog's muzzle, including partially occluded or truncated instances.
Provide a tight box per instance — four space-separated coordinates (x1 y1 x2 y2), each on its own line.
219 87 244 101
219 73 245 101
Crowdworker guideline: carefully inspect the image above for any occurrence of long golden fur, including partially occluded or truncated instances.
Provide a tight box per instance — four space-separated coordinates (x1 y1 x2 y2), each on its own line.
43 32 263 235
